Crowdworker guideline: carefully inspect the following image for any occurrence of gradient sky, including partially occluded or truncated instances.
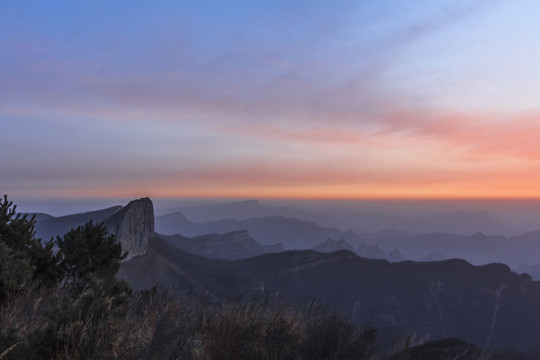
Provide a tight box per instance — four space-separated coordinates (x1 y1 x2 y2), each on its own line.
3 0 540 201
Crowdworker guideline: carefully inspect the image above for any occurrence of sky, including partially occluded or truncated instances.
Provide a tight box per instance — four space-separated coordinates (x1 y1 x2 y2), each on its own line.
3 0 540 202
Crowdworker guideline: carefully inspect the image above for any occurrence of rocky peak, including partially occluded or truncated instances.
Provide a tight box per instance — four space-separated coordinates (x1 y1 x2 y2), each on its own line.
106 197 154 259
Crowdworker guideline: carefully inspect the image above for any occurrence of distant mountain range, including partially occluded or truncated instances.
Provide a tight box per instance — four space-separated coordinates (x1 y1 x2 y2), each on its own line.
156 199 311 222
158 199 521 236
159 230 283 260
359 231 540 268
155 212 359 249
155 208 540 268
28 198 540 270
29 205 122 241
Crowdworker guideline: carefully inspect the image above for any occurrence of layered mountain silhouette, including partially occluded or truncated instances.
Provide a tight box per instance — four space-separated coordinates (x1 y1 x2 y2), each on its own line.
155 209 539 267
159 230 283 260
359 231 540 268
156 199 314 222
158 200 520 236
30 198 540 269
155 212 360 249
319 209 520 237
24 197 540 351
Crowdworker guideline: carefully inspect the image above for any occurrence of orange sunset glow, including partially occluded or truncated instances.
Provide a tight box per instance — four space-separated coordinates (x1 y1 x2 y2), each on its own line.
3 1 540 202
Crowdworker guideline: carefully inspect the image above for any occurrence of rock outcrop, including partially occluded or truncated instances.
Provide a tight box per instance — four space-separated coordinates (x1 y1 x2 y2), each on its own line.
106 197 154 259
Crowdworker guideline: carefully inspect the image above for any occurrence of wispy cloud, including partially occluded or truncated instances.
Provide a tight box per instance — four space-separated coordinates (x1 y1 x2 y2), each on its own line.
3 0 540 199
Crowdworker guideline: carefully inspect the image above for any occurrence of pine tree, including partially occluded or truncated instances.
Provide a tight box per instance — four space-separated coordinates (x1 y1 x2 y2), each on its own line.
57 221 126 285
56 221 130 317
0 195 61 299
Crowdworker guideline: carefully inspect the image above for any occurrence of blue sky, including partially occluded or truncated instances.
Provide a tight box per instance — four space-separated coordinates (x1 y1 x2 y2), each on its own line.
3 0 540 201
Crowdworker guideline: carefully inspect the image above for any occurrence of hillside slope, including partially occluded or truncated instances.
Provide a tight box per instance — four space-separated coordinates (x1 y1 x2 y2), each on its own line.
238 250 540 350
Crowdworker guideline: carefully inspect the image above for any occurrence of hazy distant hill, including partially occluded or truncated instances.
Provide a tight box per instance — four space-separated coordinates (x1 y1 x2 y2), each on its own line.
30 212 54 222
359 230 540 267
158 230 283 260
321 209 520 236
155 209 536 266
155 212 360 249
156 199 314 222
29 205 122 241
157 200 521 236
154 212 202 235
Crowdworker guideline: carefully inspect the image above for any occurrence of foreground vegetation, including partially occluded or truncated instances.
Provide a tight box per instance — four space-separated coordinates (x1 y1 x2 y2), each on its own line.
0 196 376 359
1 288 377 359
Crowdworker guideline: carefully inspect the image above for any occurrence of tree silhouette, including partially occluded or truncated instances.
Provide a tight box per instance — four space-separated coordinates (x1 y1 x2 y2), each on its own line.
0 195 60 299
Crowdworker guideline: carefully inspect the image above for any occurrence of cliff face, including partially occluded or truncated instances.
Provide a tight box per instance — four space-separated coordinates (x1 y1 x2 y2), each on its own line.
106 197 154 259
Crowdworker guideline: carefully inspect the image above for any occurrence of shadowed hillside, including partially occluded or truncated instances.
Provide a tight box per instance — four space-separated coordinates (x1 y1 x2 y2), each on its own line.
159 230 283 260
237 250 540 350
117 235 258 300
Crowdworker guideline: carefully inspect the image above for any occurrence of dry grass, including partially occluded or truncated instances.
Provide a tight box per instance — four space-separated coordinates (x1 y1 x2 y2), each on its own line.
1 289 376 360
0 342 21 359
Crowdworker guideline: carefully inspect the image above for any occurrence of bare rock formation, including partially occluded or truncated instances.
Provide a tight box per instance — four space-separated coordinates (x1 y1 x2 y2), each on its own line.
106 197 154 259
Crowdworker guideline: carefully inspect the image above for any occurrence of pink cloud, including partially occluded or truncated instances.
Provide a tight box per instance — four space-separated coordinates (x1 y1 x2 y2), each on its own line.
378 107 540 160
